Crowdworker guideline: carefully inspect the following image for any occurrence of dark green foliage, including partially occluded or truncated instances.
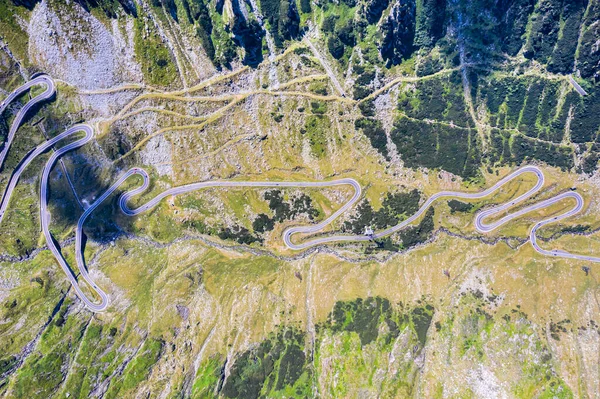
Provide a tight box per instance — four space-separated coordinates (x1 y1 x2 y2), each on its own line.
337 20 356 46
382 189 421 219
265 189 292 219
253 213 276 232
355 68 376 85
505 80 528 128
353 86 371 100
321 14 338 33
277 0 300 45
415 52 444 76
570 90 600 144
343 189 421 233
353 68 376 100
478 76 572 143
325 297 434 347
520 80 544 135
327 36 345 59
549 320 569 341
300 0 311 13
581 151 600 175
488 129 511 164
184 0 205 20
414 0 446 48
259 0 281 33
537 82 560 128
222 329 307 398
162 0 178 21
559 224 590 235
390 117 481 179
380 0 416 65
308 81 328 95
0 116 7 145
400 72 470 125
252 190 319 234
523 0 561 62
511 134 573 170
73 0 136 18
344 201 376 234
310 101 327 114
190 0 218 65
548 0 586 74
328 297 396 345
289 194 319 219
411 304 434 346
54 303 68 327
259 0 300 47
274 340 305 390
358 99 376 117
448 0 502 63
396 207 434 248
218 225 262 244
448 199 473 213
489 129 574 170
374 237 400 251
0 355 17 376
577 2 600 81
355 118 388 157
321 10 360 61
365 0 391 24
10 0 40 9
216 298 434 396
231 14 264 66
495 0 535 55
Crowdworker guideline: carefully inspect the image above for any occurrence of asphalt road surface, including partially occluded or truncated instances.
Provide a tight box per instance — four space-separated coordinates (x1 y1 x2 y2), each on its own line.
0 75 55 170
2 75 600 313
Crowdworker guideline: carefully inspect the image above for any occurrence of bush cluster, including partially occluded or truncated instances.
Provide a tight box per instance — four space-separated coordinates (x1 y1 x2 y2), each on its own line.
343 189 421 234
252 190 319 234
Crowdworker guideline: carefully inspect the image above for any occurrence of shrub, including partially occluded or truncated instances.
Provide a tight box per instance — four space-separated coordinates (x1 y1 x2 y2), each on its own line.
327 36 344 59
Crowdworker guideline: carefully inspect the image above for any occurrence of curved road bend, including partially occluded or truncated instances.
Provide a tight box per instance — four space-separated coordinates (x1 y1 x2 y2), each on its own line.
0 76 107 311
37 124 109 311
0 124 92 224
0 75 55 169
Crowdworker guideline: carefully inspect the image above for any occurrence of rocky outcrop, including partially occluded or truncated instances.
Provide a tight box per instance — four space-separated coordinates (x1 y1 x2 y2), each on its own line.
28 0 142 90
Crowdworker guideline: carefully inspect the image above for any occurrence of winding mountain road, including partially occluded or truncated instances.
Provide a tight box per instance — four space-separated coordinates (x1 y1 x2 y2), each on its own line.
38 125 104 311
1 75 600 313
0 75 55 170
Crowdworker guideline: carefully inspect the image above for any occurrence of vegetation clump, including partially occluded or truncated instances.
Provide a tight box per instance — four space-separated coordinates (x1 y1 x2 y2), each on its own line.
343 189 421 234
355 117 388 157
221 329 309 398
133 13 178 86
327 297 397 345
219 225 262 244
380 0 415 66
396 207 435 249
259 0 301 47
390 117 481 179
301 113 330 158
447 199 473 213
253 190 319 234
